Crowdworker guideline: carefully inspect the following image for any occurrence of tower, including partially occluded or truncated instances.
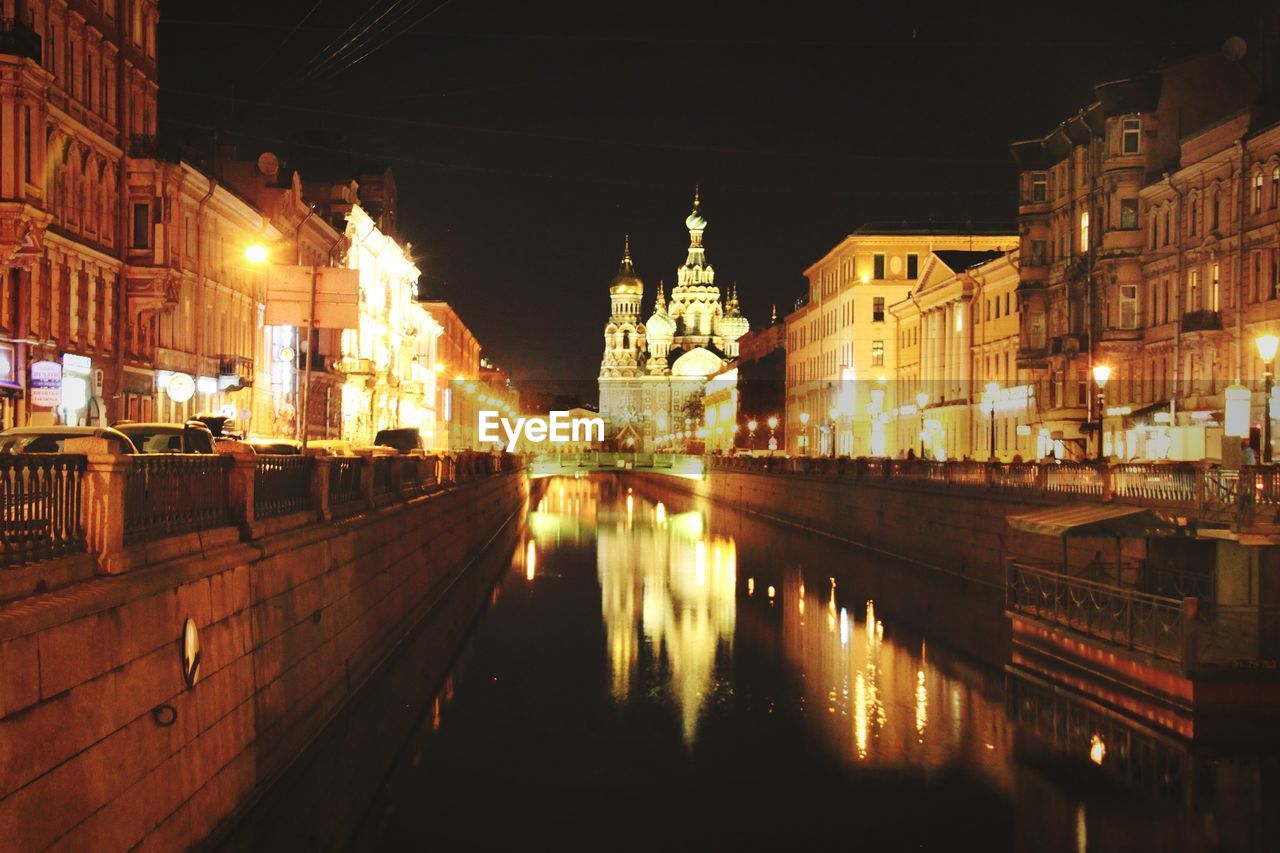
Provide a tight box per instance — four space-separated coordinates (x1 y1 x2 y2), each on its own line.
668 187 723 349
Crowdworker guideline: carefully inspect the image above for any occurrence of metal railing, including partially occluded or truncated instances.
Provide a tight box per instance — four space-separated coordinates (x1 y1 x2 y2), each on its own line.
1008 561 1188 663
1196 604 1280 669
0 454 86 566
1043 462 1104 496
124 454 231 545
254 455 314 520
329 457 364 509
1112 462 1197 503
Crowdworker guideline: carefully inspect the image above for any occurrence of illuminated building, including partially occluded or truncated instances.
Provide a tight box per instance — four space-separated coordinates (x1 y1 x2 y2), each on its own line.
890 250 1026 460
597 192 749 449
785 225 1015 456
422 301 481 450
1010 52 1260 461
0 0 159 427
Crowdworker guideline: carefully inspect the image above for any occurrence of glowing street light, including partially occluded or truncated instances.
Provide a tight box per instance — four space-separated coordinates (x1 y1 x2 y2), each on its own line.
1257 334 1279 463
983 381 1000 461
244 243 270 265
1092 363 1112 463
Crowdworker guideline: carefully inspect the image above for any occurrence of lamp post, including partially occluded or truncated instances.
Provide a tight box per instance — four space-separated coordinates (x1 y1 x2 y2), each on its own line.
1256 335 1279 463
747 419 758 451
915 391 928 458
767 415 779 454
1092 363 1112 464
984 381 999 461
828 406 839 458
799 411 810 456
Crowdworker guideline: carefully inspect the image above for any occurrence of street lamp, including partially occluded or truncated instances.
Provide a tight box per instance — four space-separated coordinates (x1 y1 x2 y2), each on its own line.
1092 363 1112 463
767 415 779 453
1257 334 1279 463
747 419 758 451
984 381 1000 461
916 391 929 458
799 411 810 456
828 406 839 458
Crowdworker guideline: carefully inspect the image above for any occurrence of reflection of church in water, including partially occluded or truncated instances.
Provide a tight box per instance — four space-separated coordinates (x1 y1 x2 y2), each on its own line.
596 499 737 744
598 191 749 447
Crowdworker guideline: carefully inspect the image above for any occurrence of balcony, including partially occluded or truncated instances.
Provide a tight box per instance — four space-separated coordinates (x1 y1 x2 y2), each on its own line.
1181 310 1222 334
0 18 41 62
217 354 255 388
1048 333 1085 356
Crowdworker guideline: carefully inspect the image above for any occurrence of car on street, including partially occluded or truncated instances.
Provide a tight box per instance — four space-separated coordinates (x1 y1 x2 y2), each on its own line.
244 438 304 455
113 421 216 454
373 428 424 453
0 426 138 454
305 439 356 456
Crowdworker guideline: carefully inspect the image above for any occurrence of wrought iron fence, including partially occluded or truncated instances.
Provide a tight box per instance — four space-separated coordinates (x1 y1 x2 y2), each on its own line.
0 454 87 567
399 456 426 495
991 463 1040 490
1007 561 1187 663
1112 462 1197 503
329 457 363 509
123 454 231 545
254 455 314 520
1043 462 1105 496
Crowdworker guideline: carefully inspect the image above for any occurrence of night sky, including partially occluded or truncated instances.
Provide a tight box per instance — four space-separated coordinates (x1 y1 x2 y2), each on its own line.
159 0 1269 393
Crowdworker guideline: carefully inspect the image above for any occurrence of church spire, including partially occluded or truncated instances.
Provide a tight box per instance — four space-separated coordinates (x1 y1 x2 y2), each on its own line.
693 184 700 211
618 234 635 275
655 281 666 311
771 304 777 324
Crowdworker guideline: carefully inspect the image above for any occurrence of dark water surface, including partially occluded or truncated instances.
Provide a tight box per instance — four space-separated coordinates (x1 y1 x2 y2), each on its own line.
228 475 1278 852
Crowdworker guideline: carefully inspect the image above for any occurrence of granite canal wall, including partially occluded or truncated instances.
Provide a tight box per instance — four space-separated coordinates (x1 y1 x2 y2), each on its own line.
0 464 527 852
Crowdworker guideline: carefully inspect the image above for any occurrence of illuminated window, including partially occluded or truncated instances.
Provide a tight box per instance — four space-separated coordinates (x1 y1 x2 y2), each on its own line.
1255 173 1264 213
1211 263 1220 311
1121 118 1141 154
871 340 884 367
1188 267 1201 311
1079 210 1090 252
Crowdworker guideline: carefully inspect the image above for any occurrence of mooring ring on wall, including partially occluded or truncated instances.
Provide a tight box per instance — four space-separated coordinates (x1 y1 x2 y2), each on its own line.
151 704 178 728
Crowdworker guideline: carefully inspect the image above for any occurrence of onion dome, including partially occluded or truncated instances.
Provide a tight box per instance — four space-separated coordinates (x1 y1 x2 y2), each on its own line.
685 185 707 232
646 282 675 340
609 235 644 295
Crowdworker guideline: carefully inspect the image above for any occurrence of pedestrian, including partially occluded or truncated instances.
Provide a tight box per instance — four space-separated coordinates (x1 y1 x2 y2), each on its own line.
906 447 916 460
1242 439 1257 467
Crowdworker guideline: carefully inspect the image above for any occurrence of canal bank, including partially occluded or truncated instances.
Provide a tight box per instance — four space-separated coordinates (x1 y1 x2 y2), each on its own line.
0 465 528 852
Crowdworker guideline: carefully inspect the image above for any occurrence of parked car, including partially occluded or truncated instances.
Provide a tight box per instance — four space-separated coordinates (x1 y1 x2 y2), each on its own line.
0 426 138 454
191 413 243 440
373 428 424 453
244 438 303 455
305 439 356 456
113 421 215 454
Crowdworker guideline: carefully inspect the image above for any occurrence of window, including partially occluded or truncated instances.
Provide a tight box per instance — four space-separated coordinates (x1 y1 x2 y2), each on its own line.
1272 166 1279 209
1211 189 1220 231
1163 210 1170 246
1188 197 1198 235
873 254 885 280
871 340 884 367
994 297 1001 319
1031 240 1046 266
872 297 885 322
1031 172 1047 202
1188 267 1201 312
1005 292 1011 315
1121 118 1141 155
1079 210 1090 252
131 203 150 249
1255 173 1264 213
1211 263 1220 311
1120 198 1139 230
984 299 991 321
1118 285 1137 329
906 253 918 278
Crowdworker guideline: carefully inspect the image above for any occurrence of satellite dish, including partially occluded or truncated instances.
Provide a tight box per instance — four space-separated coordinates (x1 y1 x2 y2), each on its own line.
1223 36 1248 62
257 151 280 177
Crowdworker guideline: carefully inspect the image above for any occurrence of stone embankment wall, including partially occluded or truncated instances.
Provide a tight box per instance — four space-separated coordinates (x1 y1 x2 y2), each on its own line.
0 470 527 852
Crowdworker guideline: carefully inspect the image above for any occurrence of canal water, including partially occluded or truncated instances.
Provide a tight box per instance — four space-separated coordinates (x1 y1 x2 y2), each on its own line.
225 475 1278 852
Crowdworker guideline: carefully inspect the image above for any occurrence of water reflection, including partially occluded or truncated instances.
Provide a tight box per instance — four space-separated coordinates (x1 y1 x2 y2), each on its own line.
595 489 737 742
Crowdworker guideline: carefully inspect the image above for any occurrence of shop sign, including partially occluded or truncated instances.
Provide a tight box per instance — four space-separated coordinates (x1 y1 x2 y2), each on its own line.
30 361 62 407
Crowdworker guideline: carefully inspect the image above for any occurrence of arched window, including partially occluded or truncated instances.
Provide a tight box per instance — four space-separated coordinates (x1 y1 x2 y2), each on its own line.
1211 188 1220 231
1254 172 1264 213
1188 195 1198 236
1272 165 1279 209
1079 210 1090 253
622 330 630 350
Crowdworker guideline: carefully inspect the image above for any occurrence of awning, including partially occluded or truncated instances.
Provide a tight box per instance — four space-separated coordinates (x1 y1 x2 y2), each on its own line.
1006 504 1180 538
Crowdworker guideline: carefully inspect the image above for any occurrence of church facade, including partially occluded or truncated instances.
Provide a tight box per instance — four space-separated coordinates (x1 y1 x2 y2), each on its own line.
598 193 749 448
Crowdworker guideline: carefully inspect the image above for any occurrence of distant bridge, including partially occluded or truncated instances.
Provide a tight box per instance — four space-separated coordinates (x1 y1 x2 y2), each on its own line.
527 452 705 480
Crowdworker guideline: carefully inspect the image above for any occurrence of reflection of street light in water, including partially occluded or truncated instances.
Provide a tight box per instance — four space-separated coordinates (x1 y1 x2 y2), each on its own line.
525 540 537 581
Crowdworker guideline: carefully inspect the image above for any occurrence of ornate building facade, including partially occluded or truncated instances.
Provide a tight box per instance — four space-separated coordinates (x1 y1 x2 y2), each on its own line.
598 193 749 448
